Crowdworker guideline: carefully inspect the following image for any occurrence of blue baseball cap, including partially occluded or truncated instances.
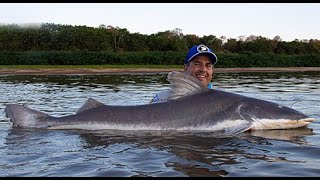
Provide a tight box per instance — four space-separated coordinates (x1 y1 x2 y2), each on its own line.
184 44 218 65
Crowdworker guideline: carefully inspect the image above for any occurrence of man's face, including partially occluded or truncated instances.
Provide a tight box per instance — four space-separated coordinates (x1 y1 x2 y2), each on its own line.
184 55 214 87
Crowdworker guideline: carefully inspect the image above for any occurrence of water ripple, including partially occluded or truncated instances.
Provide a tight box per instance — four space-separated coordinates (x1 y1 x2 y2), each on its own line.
0 71 319 177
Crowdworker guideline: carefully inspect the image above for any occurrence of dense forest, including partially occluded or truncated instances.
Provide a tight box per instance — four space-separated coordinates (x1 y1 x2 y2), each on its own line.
0 23 319 67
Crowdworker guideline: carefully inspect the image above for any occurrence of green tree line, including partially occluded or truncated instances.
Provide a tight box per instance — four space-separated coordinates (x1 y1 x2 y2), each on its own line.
0 23 319 67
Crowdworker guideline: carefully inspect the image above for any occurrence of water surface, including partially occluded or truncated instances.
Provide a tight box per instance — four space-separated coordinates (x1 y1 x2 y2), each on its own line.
0 71 319 177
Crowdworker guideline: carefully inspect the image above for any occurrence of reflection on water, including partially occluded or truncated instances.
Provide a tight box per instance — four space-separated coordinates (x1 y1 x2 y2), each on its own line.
0 71 319 177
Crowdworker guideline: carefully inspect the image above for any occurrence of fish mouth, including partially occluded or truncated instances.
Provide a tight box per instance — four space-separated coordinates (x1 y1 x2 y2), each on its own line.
303 118 315 123
251 117 316 130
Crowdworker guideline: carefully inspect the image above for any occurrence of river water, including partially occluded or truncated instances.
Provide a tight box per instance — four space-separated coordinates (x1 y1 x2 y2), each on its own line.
0 71 319 177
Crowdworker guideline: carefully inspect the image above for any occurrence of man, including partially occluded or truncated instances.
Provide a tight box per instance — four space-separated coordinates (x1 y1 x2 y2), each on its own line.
150 44 218 103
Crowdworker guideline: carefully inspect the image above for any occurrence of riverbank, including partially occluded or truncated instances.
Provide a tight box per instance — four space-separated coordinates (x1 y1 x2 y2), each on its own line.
1 67 320 75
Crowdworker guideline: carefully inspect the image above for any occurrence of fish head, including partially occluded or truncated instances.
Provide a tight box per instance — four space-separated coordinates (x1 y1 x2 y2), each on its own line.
238 98 315 130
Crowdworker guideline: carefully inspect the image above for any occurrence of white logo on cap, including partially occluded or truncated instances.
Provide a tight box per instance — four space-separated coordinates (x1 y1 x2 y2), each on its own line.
197 45 209 52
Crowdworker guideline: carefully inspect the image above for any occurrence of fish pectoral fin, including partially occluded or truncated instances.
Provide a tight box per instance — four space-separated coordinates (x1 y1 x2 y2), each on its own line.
224 121 253 135
76 98 105 114
166 71 207 100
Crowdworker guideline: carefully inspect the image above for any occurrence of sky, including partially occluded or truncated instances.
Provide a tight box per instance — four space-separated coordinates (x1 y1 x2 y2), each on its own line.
1 3 319 42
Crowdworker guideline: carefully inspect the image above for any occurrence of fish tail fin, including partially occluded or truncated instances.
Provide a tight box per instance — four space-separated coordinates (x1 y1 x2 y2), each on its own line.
5 104 50 128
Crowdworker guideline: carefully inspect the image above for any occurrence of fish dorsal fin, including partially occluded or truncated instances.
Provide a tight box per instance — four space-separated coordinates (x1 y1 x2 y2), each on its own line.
166 71 207 100
76 98 104 114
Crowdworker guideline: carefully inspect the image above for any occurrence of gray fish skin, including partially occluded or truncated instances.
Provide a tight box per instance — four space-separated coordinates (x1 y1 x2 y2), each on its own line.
4 89 314 133
4 71 315 134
